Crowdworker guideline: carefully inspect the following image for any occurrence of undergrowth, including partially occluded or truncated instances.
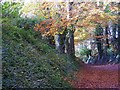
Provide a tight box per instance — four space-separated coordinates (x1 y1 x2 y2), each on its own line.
2 19 78 88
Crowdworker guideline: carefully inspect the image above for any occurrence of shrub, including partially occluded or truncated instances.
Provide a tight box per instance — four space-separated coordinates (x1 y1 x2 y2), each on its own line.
79 47 91 57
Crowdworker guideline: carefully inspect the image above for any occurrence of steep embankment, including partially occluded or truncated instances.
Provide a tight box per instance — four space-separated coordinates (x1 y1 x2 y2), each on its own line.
2 21 77 88
65 64 119 88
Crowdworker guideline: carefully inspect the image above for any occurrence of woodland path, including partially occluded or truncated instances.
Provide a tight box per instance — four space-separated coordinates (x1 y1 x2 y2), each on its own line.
65 64 120 89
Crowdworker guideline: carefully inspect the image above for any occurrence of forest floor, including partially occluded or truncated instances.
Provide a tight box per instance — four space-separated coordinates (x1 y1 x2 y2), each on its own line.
65 63 120 89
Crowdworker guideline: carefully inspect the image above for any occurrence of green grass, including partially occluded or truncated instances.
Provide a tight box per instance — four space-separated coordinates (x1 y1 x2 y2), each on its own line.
2 21 78 88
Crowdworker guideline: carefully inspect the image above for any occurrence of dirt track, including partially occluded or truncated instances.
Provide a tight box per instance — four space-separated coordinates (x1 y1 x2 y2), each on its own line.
66 64 120 89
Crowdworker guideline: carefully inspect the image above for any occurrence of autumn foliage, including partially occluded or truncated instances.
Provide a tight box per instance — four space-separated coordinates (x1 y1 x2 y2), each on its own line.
34 2 118 40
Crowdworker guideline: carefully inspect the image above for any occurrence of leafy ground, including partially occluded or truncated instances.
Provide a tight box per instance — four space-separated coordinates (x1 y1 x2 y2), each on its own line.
65 63 120 89
2 20 78 88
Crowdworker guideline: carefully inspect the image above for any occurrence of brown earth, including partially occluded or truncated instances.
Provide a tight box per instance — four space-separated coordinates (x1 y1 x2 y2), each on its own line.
65 64 120 89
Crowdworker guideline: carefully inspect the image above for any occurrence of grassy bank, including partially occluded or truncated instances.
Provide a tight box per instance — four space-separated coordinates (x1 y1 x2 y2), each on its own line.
2 19 78 88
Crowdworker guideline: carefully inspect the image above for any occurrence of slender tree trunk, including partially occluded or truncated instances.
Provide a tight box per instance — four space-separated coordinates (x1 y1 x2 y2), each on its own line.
54 3 66 54
103 25 110 63
112 24 117 40
111 24 117 52
65 30 75 58
112 24 117 56
118 24 120 54
105 26 109 49
95 25 103 64
117 23 120 63
65 1 75 59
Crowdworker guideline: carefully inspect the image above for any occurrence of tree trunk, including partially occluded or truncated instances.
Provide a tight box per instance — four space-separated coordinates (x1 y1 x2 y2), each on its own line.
112 24 117 40
118 24 120 53
111 24 118 51
105 26 109 49
103 26 110 63
54 34 65 54
116 22 120 63
95 25 103 64
65 30 75 58
112 24 117 59
65 1 75 59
